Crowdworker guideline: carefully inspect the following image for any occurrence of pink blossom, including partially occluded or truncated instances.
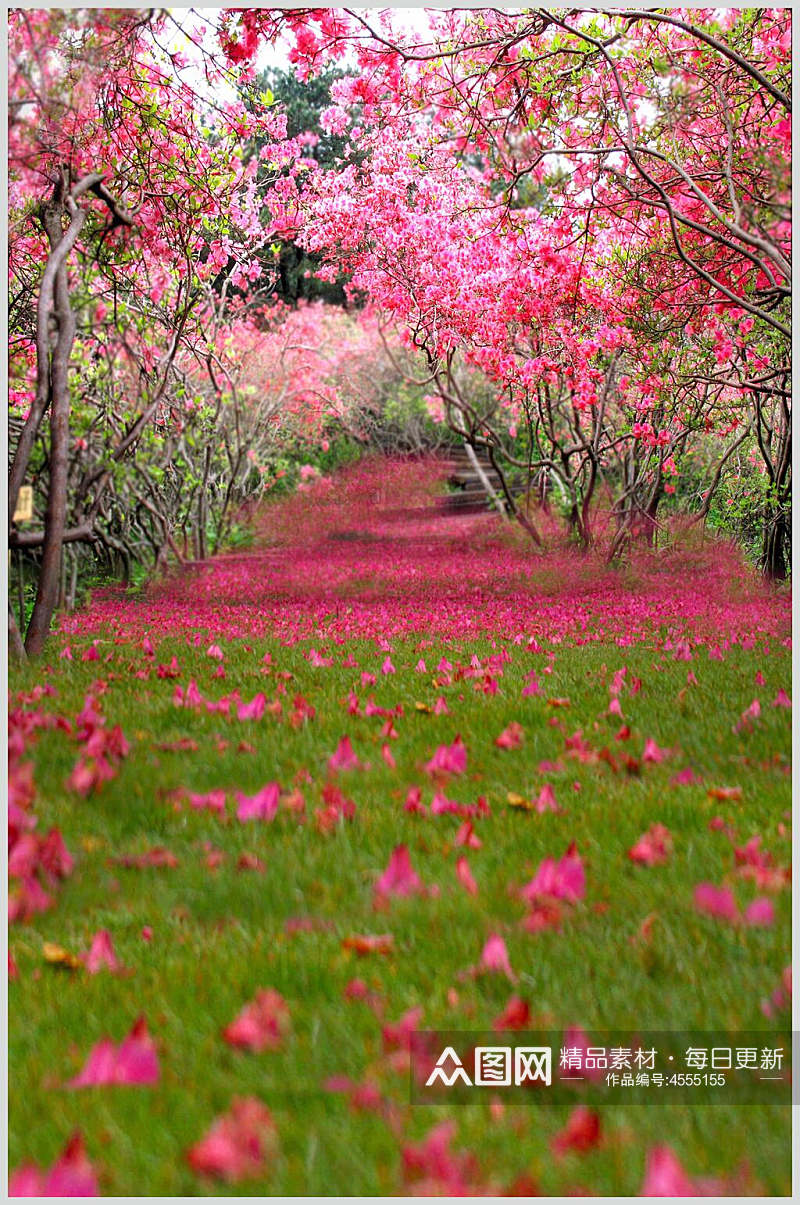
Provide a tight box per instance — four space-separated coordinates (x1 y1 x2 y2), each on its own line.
478 933 517 981
640 1146 699 1196
81 930 122 974
237 692 266 721
642 738 670 763
9 1133 99 1197
188 789 226 814
494 721 523 749
693 883 738 923
223 989 290 1051
628 824 672 867
425 736 467 776
328 735 361 772
533 783 560 812
374 845 423 898
69 1017 159 1087
521 843 585 905
454 820 482 848
455 856 478 895
743 897 774 927
235 782 280 822
187 1097 277 1182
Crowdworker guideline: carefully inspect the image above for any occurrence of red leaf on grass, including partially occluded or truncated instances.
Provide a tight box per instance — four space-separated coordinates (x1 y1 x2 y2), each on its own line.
551 1106 601 1155
114 847 178 869
493 995 531 1031
342 933 394 956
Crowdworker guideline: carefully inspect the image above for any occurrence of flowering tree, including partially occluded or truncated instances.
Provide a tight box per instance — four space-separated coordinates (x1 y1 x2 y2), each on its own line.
8 8 310 655
219 6 791 573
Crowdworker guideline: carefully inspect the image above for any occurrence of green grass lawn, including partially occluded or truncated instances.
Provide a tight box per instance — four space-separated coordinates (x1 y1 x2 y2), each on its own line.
9 628 791 1194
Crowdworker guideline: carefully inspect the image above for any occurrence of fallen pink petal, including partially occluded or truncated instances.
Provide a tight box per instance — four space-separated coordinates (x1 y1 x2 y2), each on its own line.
69 1017 159 1087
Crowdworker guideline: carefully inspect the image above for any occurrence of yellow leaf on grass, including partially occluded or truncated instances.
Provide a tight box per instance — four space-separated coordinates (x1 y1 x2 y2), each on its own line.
506 791 535 810
42 942 82 970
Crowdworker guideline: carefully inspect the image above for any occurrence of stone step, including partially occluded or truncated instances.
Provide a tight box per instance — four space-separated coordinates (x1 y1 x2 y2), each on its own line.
448 471 503 488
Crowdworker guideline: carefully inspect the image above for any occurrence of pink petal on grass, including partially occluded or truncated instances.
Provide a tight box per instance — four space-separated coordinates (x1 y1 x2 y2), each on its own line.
521 843 585 905
235 783 280 822
223 989 290 1052
82 930 122 974
425 736 467 776
495 722 524 750
551 1106 601 1155
522 673 541 697
328 736 361 772
628 824 673 867
188 789 226 814
534 783 560 813
743 897 774 927
375 845 423 898
693 883 738 923
455 856 478 896
642 738 670 763
187 1097 277 1183
10 1133 98 1197
670 767 702 786
479 934 517 981
454 821 482 849
640 1145 699 1196
69 1017 159 1087
237 693 266 721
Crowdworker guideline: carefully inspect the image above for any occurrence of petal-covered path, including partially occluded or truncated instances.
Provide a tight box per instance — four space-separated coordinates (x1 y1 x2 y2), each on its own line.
9 459 791 1195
